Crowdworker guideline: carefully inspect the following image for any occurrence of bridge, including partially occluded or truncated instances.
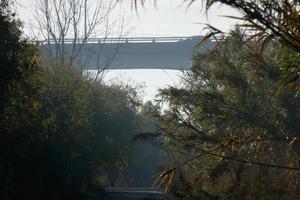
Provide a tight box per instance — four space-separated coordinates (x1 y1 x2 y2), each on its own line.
40 36 213 70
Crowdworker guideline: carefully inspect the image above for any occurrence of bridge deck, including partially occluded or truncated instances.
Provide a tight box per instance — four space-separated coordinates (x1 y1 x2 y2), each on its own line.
41 36 213 70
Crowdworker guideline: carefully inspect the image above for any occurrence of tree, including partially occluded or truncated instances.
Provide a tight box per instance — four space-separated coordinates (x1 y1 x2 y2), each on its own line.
0 1 37 111
0 63 142 199
35 0 128 77
0 2 141 198
200 0 300 92
0 2 40 198
151 29 300 199
0 1 143 200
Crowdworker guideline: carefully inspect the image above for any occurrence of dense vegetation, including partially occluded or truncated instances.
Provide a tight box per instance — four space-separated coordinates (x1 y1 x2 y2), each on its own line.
0 2 142 199
153 30 300 199
134 0 300 199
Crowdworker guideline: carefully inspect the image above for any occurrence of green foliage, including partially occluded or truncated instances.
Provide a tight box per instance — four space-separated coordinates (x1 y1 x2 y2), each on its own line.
0 3 142 199
0 64 141 199
154 30 300 199
0 2 37 111
201 0 300 91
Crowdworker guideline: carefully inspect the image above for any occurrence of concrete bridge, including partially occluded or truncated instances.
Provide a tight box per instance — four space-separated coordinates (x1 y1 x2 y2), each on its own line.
41 36 213 70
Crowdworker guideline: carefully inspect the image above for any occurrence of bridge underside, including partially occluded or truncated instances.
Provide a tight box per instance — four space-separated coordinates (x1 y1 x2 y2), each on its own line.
41 36 212 70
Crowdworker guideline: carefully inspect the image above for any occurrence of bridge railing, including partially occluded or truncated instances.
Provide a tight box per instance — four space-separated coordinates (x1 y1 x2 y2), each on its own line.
35 36 201 45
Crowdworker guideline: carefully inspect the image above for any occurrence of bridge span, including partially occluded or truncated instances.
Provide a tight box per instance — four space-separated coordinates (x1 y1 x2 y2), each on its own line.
41 36 213 70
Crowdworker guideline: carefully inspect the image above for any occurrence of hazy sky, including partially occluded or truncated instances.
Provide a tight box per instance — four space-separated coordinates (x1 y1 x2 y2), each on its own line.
129 1 241 36
16 0 241 38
